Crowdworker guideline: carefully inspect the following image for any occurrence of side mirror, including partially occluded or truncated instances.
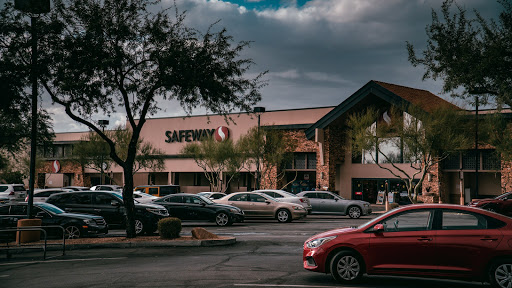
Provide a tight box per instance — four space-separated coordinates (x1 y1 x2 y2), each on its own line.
265 200 271 205
201 202 206 207
334 198 339 201
373 224 384 233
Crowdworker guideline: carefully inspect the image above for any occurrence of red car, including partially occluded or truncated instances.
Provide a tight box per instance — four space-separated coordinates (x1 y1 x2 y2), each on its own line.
469 192 512 216
303 204 512 288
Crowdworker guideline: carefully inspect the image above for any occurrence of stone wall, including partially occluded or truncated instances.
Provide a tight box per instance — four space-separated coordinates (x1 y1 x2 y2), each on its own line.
501 159 512 193
37 160 89 188
316 126 345 192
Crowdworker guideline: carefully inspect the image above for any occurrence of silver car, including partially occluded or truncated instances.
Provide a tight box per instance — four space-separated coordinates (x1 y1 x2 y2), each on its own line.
296 191 371 219
254 190 312 214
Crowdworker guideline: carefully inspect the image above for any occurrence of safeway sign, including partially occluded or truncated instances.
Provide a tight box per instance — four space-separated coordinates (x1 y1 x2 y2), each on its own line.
52 160 61 173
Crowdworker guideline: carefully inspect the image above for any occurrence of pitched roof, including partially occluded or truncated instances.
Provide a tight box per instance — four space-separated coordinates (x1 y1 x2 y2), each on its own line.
304 80 461 139
373 81 460 112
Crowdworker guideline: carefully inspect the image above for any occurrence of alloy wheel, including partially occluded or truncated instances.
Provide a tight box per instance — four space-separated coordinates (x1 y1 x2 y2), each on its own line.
216 213 229 226
135 219 144 235
495 263 512 288
65 225 81 239
336 255 361 281
277 210 290 222
348 206 361 219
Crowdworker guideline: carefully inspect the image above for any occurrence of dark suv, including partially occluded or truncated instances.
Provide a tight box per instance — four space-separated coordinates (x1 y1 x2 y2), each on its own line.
0 202 108 239
46 191 169 235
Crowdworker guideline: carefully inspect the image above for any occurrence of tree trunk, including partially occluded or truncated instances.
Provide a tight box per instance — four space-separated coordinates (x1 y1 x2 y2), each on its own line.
123 164 136 238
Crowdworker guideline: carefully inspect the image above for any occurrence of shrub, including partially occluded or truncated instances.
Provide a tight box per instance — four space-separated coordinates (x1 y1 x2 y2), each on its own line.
158 217 182 239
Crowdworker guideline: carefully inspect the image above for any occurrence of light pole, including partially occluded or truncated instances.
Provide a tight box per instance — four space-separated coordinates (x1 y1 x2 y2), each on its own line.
254 107 265 190
98 120 109 185
14 0 51 219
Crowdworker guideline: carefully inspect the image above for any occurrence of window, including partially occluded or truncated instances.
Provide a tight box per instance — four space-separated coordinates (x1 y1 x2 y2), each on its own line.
482 150 500 170
462 151 479 170
95 194 116 205
184 196 202 204
164 196 182 203
304 193 317 198
318 192 335 200
250 194 267 203
229 194 248 202
148 188 159 195
286 153 317 170
69 194 92 205
380 210 432 232
9 205 27 215
441 210 487 230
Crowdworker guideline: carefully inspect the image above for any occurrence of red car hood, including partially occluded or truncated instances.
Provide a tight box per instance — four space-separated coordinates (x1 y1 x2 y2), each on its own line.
306 227 357 242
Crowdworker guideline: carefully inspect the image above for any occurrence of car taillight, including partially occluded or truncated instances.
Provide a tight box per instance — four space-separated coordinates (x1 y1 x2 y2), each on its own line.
9 191 14 196
299 198 305 202
25 196 28 202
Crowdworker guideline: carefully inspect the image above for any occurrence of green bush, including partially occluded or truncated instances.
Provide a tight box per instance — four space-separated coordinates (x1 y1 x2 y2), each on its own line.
158 217 182 239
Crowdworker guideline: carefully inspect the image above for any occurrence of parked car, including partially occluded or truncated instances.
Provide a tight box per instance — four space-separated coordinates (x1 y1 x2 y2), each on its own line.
134 185 180 197
197 192 227 200
303 204 512 288
254 190 312 214
297 191 371 219
153 193 244 226
46 191 169 235
215 192 307 223
133 191 160 203
468 192 512 216
0 184 27 202
25 188 73 202
0 202 108 239
90 185 123 192
62 186 90 191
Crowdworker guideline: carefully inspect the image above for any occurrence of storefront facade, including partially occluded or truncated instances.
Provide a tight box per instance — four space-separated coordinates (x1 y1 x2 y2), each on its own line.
36 80 507 204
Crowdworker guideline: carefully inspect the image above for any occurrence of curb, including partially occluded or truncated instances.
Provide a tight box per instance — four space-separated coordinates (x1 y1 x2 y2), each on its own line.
63 237 236 250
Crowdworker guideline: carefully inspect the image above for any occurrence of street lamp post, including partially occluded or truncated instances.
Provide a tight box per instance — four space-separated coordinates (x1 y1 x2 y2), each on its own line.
14 0 51 219
254 107 265 190
98 120 109 185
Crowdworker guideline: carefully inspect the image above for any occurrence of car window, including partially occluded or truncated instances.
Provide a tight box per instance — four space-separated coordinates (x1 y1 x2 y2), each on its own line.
160 186 180 195
280 191 297 197
263 192 277 198
134 187 145 192
320 193 335 200
148 188 159 195
250 194 267 203
303 193 317 198
35 191 52 197
183 196 202 204
380 210 433 232
14 186 25 192
441 210 487 230
0 186 7 192
164 196 183 203
95 193 117 205
229 194 248 202
272 192 284 198
10 205 27 215
0 205 9 214
38 203 65 214
211 194 224 199
69 193 92 205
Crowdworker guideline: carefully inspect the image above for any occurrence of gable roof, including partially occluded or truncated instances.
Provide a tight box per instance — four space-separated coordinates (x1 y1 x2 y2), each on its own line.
304 80 461 139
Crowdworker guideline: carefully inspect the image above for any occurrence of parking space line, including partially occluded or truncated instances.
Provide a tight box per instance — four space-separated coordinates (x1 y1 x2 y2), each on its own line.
234 284 350 288
0 257 127 266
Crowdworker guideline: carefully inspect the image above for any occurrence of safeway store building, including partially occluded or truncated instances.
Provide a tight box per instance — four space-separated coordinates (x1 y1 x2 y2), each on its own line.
37 80 508 204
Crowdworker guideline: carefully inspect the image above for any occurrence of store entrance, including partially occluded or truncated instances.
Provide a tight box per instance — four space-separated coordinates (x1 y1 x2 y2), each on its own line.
352 179 385 203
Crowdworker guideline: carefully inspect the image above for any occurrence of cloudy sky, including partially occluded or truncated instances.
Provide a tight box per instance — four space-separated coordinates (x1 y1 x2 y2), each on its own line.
3 0 503 132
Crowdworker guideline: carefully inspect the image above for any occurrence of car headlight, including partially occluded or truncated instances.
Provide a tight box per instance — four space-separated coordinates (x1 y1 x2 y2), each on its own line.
363 203 370 207
229 208 241 214
306 236 337 249
147 208 169 216
293 205 303 210
83 219 95 225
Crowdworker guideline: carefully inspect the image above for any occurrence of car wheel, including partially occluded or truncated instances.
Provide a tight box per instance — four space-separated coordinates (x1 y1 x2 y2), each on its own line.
348 206 362 219
135 219 144 235
490 258 512 288
276 209 292 223
330 251 364 283
64 225 81 239
215 212 232 226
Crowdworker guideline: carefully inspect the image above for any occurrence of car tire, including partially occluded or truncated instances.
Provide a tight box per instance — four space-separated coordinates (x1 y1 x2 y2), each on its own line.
64 224 81 239
348 206 362 219
489 258 512 288
276 209 292 223
135 219 144 235
330 250 364 283
215 212 232 226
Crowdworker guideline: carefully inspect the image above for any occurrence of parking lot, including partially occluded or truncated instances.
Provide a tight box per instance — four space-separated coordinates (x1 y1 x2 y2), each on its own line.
0 211 490 288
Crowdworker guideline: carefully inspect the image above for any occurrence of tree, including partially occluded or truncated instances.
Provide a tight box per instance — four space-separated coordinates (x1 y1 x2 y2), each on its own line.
347 105 470 203
181 137 245 192
407 0 512 106
0 0 265 237
73 126 165 185
238 127 298 190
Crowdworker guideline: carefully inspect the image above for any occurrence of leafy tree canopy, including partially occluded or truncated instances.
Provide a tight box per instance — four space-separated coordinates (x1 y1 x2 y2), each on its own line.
407 0 512 106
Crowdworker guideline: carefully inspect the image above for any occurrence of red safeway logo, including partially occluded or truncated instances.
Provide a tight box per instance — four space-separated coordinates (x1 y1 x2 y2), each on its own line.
52 160 61 173
214 126 229 142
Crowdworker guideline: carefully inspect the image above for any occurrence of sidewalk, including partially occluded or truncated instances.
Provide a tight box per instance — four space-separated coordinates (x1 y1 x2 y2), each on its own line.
371 204 387 214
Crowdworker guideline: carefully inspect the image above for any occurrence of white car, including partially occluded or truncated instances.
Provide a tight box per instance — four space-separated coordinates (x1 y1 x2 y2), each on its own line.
25 188 73 202
133 191 160 203
90 185 123 192
0 184 27 202
253 189 312 214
